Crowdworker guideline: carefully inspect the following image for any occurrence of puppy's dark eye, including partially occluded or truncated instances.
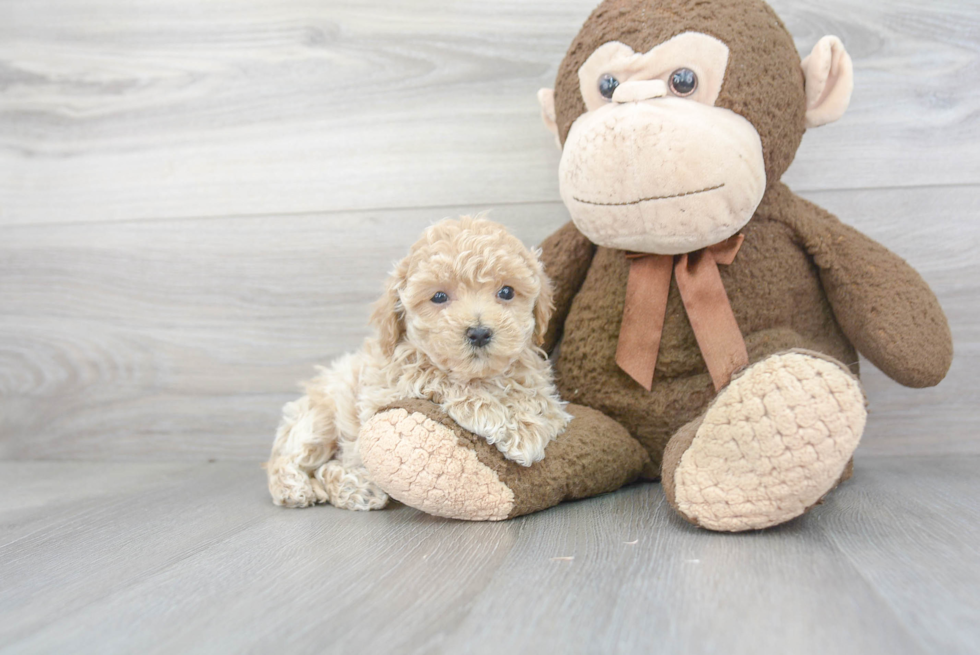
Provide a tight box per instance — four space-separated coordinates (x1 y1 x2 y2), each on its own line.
497 286 515 301
669 68 697 96
431 291 449 304
598 73 620 100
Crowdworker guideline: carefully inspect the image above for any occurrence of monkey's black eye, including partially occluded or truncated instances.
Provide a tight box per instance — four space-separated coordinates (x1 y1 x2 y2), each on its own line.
598 74 620 100
669 68 698 96
431 291 449 304
497 286 515 301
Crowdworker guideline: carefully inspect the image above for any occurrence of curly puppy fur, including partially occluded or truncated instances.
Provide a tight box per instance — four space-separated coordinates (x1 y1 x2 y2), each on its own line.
266 217 573 510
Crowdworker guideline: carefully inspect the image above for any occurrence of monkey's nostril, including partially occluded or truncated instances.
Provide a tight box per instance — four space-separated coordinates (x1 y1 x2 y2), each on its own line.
466 326 493 348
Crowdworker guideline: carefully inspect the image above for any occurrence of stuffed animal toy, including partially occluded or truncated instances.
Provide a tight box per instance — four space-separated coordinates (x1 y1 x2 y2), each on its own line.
358 0 952 531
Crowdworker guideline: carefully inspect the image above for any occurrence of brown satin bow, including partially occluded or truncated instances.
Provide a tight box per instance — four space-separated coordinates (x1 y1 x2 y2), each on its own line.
615 234 748 392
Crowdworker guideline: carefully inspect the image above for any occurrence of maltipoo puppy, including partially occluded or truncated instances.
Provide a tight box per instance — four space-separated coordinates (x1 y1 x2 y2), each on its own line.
265 216 572 510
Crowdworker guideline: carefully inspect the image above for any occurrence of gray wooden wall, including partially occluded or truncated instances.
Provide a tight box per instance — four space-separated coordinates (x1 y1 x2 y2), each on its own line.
1 0 977 462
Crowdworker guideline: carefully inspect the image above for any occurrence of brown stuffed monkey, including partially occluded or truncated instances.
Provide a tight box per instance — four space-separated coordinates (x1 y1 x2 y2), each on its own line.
359 0 952 531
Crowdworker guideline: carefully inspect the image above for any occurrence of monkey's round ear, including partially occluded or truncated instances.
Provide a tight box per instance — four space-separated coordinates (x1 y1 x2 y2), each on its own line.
801 36 854 129
537 88 561 149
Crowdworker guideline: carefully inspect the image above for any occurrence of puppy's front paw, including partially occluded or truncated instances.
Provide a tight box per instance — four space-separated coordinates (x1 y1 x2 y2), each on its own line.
492 403 570 467
494 429 548 467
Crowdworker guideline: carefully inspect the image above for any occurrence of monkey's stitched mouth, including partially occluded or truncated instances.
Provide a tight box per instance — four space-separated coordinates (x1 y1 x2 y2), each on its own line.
573 183 725 206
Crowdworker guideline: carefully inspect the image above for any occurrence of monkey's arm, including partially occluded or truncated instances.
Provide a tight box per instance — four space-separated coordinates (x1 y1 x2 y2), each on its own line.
538 221 596 354
781 188 952 388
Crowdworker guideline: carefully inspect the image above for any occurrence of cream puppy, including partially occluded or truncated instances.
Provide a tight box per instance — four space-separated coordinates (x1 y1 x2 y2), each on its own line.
266 217 572 511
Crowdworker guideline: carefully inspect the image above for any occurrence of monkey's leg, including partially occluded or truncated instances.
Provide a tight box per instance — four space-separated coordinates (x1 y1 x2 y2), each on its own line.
661 349 866 532
358 400 649 521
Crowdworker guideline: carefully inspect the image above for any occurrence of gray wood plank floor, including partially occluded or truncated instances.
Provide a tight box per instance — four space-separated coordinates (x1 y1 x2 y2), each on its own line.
1 0 978 652
1 457 978 655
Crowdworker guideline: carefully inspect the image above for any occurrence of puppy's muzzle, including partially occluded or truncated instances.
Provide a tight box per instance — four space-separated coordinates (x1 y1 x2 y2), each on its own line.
466 326 493 349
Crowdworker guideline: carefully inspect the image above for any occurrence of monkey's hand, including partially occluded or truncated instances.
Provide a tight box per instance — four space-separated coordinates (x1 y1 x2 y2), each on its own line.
786 190 952 388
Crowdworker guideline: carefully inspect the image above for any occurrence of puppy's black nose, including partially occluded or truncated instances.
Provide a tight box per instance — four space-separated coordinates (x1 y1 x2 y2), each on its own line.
466 326 493 348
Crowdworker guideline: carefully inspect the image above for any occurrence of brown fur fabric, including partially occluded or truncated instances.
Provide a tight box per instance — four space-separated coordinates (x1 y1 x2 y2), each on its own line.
539 220 597 354
775 190 953 388
545 182 952 477
554 0 807 188
536 1 951 482
387 399 649 518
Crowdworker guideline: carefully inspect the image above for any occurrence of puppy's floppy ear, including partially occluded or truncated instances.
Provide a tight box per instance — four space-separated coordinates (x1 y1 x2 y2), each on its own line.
370 257 409 357
530 248 555 347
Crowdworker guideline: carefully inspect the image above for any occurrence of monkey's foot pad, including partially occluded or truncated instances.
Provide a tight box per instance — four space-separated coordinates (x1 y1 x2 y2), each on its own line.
662 351 867 532
359 408 515 521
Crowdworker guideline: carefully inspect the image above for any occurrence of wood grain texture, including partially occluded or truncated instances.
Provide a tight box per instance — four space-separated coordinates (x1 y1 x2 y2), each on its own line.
0 203 566 460
820 456 980 655
1 1 977 652
1 456 978 654
0 0 978 225
1 186 976 461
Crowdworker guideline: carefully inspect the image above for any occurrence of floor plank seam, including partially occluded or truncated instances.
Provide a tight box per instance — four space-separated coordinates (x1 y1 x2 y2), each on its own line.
2 182 976 231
